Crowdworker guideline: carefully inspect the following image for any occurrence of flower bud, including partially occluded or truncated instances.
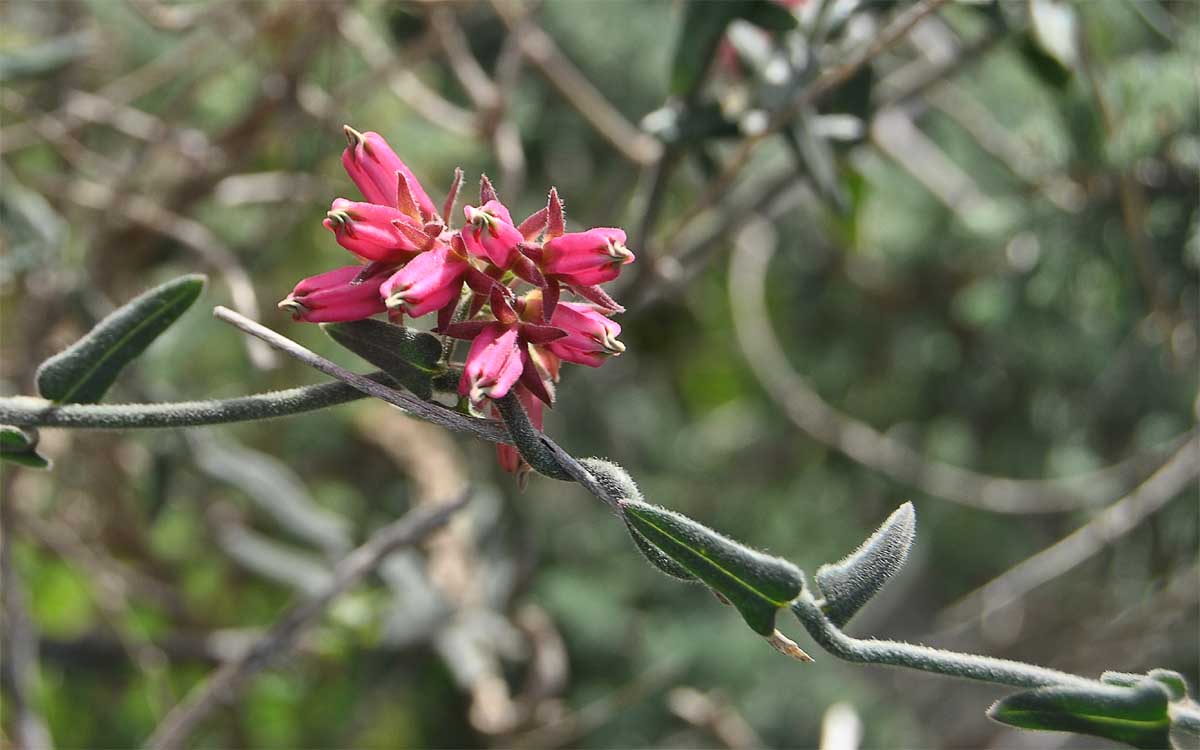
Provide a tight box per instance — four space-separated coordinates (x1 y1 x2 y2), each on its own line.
380 244 468 318
278 265 389 323
459 324 524 406
342 126 438 219
542 228 634 286
545 302 624 367
462 200 525 269
323 199 425 263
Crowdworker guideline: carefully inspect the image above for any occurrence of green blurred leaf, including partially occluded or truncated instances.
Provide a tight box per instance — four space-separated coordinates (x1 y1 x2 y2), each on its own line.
815 502 915 627
619 499 803 634
671 0 798 97
988 679 1172 749
35 274 205 404
322 319 442 401
0 425 50 469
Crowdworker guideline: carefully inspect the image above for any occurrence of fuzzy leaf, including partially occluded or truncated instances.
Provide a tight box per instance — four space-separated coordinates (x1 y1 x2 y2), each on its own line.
0 425 50 469
576 458 698 581
1169 700 1200 750
619 499 803 634
322 319 441 401
988 680 1172 749
36 274 205 404
815 502 915 627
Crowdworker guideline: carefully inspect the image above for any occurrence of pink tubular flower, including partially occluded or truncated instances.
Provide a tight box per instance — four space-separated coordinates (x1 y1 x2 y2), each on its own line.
460 324 524 406
323 199 425 263
542 228 634 286
342 126 438 220
545 302 624 367
278 265 389 323
462 200 524 269
379 243 468 318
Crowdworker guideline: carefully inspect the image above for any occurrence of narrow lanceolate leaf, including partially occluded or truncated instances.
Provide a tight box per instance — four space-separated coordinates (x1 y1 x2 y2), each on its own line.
988 679 1172 750
322 319 443 401
0 425 50 469
36 274 206 404
619 499 803 635
815 502 915 627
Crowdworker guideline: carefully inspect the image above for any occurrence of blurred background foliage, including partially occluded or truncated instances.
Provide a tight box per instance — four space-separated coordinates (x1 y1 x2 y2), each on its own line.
1 0 1197 748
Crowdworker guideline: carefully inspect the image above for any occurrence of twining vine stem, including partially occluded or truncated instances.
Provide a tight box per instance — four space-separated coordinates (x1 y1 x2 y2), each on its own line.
7 306 1116 743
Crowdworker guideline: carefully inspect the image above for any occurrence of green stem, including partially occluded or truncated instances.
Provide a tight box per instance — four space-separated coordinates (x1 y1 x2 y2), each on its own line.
0 376 394 430
493 393 574 482
790 591 1096 690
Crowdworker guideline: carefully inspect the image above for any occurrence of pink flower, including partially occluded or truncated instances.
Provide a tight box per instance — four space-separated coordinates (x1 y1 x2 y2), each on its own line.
323 199 424 263
542 228 634 286
379 243 468 318
278 265 389 323
459 324 524 406
462 200 524 269
342 126 438 220
545 302 624 367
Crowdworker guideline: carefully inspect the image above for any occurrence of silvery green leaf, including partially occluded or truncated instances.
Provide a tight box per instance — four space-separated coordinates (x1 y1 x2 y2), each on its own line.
988 679 1171 749
620 499 803 635
815 502 915 627
36 274 205 404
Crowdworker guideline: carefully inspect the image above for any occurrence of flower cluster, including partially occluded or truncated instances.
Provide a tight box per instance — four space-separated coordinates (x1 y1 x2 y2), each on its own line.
280 127 634 477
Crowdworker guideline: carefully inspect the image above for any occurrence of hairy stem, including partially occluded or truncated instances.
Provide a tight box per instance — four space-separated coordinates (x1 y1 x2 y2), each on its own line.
790 591 1095 690
0 378 388 430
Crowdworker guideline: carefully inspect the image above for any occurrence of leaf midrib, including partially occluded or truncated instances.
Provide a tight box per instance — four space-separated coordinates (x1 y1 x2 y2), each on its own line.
55 284 194 403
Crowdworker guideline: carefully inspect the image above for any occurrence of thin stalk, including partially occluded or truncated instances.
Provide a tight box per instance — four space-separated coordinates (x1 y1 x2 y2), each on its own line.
790 591 1096 690
0 377 383 430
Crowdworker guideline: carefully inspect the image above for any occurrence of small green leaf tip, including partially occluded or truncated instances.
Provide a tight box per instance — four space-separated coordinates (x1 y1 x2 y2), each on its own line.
35 274 206 404
619 499 804 635
815 501 915 627
0 425 50 469
322 319 442 401
988 679 1172 749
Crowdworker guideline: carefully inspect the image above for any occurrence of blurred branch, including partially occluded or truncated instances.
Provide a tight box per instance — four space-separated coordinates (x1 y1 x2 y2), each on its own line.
668 686 763 750
870 107 994 220
938 435 1200 629
487 0 663 166
925 83 1085 213
337 8 477 138
430 6 502 114
1078 27 1171 326
729 216 1194 514
192 432 354 558
145 490 472 750
0 482 55 750
627 168 805 312
58 177 275 368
